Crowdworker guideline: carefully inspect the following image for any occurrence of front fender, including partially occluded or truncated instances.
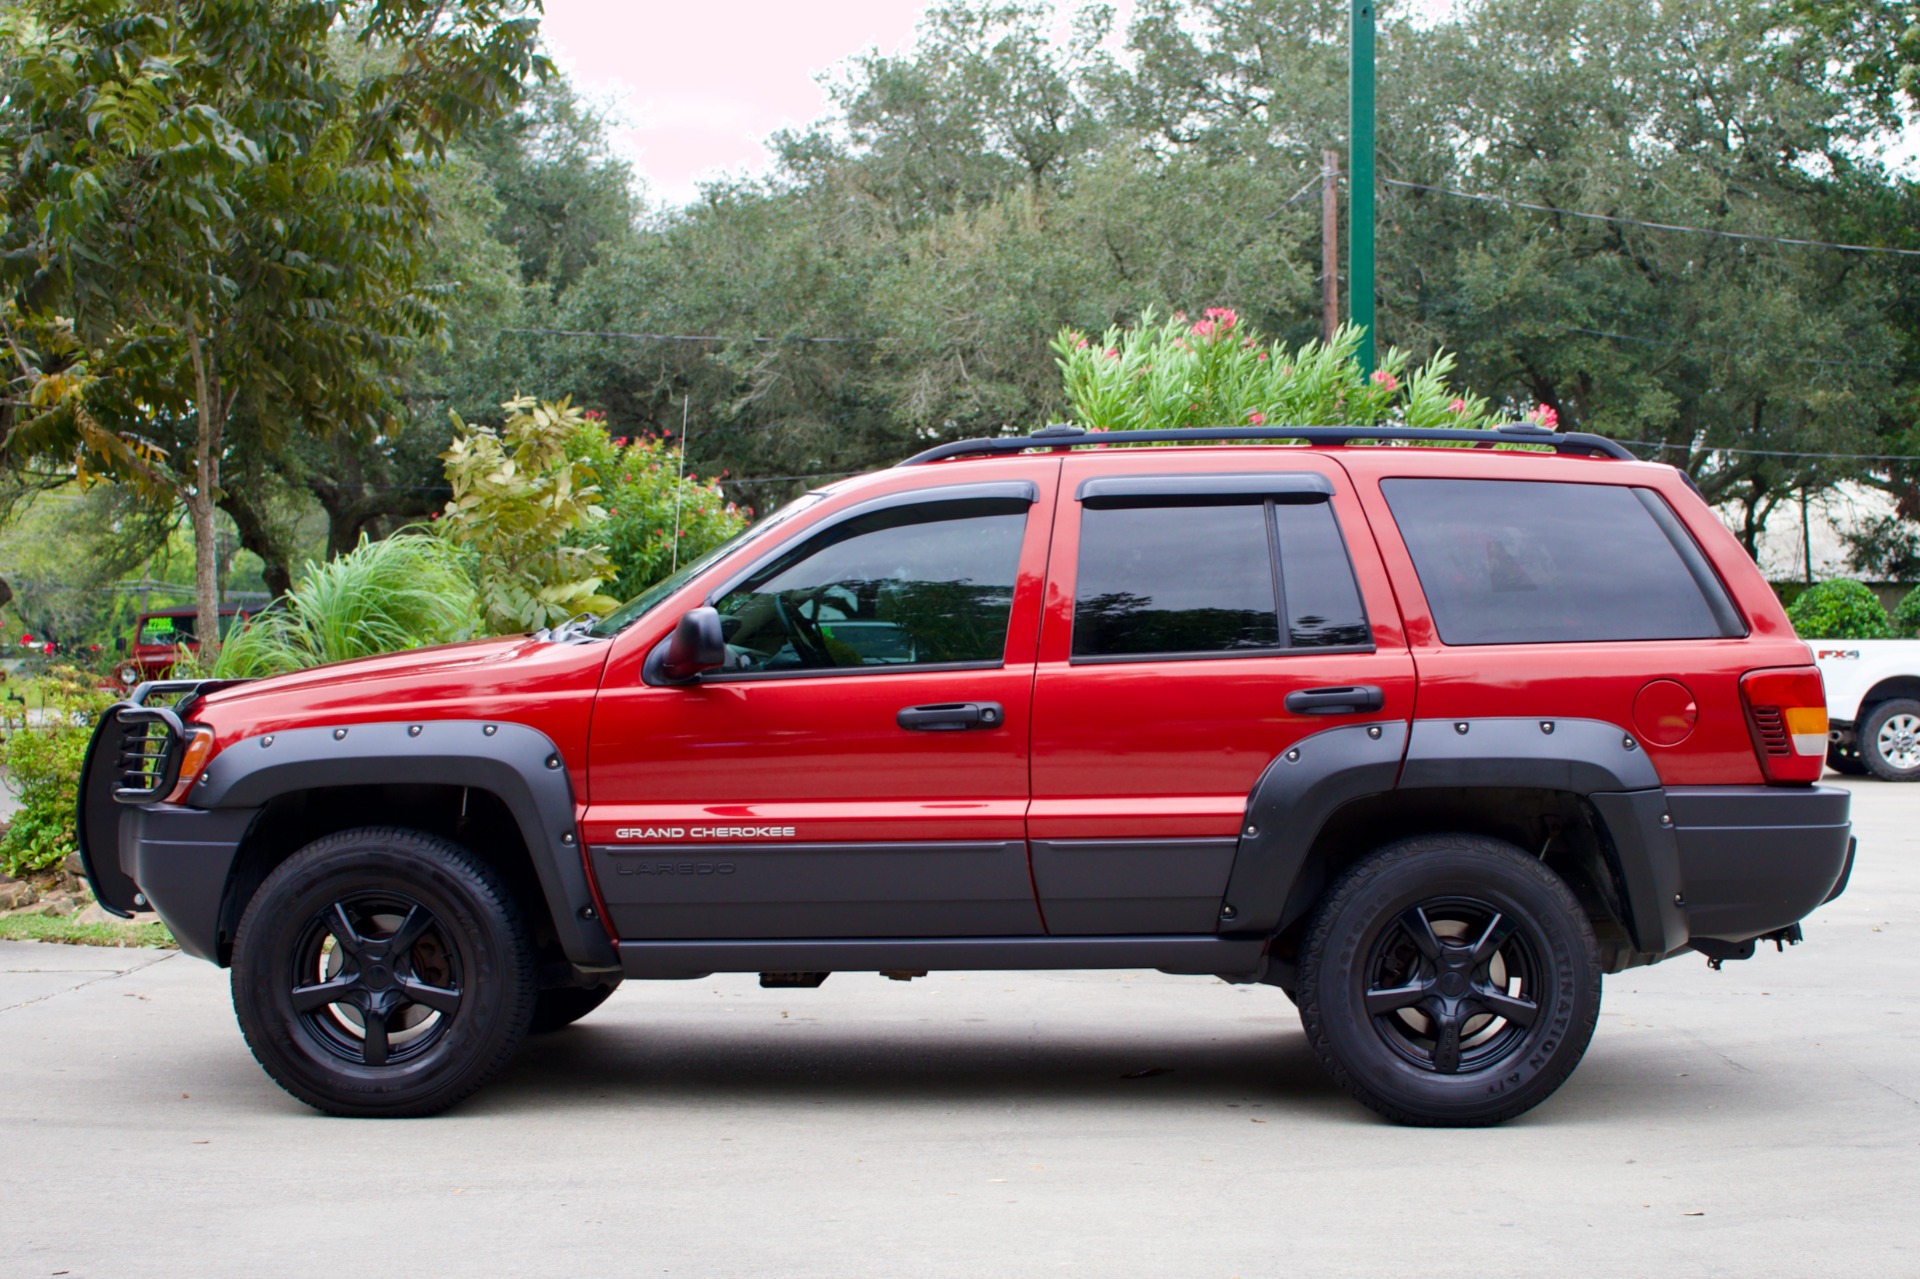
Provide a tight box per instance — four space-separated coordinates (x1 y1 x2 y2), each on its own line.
193 720 615 969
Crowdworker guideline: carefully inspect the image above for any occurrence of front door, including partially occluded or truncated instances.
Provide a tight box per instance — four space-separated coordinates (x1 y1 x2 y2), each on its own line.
1027 452 1416 934
585 463 1059 940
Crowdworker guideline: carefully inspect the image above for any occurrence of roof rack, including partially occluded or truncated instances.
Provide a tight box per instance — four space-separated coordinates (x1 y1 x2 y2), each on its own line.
897 422 1639 466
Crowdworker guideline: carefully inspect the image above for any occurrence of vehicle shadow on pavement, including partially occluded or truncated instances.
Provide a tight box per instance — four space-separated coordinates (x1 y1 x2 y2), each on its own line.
479 1017 1353 1117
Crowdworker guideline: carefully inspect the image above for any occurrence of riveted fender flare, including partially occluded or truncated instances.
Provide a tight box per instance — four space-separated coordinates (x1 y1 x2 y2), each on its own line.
1224 717 1688 956
192 720 616 970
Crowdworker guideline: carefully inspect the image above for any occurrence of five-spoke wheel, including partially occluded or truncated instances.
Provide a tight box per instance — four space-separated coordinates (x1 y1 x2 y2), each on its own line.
232 827 536 1117
1298 833 1602 1126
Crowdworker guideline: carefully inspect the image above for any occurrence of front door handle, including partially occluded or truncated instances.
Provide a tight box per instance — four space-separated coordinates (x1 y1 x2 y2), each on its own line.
897 702 1004 731
1284 685 1385 715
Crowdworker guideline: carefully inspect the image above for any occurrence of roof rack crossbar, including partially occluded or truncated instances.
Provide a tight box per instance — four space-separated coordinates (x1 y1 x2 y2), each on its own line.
897 422 1638 466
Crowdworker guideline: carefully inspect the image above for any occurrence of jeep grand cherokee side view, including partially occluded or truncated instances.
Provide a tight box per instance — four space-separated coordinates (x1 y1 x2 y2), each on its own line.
77 423 1855 1126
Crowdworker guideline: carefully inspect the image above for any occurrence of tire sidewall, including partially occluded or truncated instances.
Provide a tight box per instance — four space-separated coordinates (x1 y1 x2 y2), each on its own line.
1861 699 1920 781
1301 839 1600 1126
232 829 533 1116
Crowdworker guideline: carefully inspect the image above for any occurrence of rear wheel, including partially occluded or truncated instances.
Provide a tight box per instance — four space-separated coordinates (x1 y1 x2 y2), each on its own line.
1297 833 1601 1126
1861 699 1920 781
530 982 619 1033
231 827 536 1117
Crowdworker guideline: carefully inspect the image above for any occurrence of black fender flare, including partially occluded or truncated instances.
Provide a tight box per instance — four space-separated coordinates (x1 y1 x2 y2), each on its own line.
1223 717 1688 956
193 719 616 969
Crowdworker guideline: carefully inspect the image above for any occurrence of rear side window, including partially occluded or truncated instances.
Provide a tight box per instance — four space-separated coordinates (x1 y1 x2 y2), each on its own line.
1381 478 1745 645
1072 499 1371 659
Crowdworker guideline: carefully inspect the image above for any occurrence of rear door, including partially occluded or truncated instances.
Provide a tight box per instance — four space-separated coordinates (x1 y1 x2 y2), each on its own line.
1027 452 1415 934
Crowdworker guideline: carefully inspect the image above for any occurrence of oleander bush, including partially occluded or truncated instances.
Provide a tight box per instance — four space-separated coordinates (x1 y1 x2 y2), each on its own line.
0 667 113 877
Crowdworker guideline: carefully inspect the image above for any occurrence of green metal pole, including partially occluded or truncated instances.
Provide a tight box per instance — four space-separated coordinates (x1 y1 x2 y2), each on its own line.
1349 0 1376 374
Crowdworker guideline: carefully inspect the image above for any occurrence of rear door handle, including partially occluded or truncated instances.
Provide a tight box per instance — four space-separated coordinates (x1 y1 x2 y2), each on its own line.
897 702 1004 731
1284 685 1385 715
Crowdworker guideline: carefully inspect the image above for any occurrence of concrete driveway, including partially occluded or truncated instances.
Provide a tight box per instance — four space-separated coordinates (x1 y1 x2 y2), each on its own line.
3 778 1914 1278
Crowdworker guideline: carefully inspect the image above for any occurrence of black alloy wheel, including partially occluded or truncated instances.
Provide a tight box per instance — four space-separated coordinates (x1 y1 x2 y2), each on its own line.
1298 833 1602 1126
232 827 535 1118
288 893 464 1068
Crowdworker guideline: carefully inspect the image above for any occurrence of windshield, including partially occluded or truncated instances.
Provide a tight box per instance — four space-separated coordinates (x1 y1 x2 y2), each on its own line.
586 493 829 637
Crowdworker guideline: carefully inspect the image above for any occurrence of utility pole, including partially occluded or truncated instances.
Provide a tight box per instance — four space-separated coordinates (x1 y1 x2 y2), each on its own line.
1349 0 1376 373
1321 149 1340 344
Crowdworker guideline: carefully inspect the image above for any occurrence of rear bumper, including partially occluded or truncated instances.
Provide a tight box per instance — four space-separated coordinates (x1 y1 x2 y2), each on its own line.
1667 785 1852 942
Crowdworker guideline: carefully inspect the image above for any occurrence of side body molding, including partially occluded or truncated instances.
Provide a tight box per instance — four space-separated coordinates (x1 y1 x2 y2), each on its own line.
192 720 616 969
1221 721 1408 937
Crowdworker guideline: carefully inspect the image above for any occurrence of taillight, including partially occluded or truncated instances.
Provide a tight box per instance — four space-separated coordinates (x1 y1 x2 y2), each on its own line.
164 726 216 803
1739 667 1827 784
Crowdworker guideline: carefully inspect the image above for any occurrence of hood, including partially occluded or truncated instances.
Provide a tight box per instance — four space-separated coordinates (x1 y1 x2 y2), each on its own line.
189 632 615 741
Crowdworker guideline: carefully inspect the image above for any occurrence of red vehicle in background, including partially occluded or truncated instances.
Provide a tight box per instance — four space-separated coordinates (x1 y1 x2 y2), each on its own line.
109 607 249 690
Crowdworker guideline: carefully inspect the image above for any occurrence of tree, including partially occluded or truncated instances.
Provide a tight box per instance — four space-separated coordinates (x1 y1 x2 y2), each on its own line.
0 0 545 655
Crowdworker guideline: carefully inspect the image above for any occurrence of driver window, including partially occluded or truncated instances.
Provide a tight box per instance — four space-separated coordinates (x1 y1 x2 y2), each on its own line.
710 497 1029 674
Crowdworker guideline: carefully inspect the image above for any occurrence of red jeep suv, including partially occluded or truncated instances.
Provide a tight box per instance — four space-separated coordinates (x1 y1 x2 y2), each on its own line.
78 423 1854 1125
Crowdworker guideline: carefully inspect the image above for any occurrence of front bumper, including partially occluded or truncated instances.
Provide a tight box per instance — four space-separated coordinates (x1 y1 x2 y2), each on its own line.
112 804 260 963
1667 785 1853 942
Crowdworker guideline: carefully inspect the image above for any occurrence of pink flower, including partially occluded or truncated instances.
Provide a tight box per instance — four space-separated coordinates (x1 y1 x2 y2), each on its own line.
1190 319 1216 338
1073 334 1089 349
1204 307 1238 327
1529 403 1559 428
1371 371 1399 392
1172 338 1189 350
613 436 627 447
1104 348 1119 360
1256 352 1268 363
1174 310 1187 321
1448 398 1467 414
1248 410 1267 425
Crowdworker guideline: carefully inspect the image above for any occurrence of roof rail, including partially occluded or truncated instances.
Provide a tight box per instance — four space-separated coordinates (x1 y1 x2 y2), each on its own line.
897 422 1639 466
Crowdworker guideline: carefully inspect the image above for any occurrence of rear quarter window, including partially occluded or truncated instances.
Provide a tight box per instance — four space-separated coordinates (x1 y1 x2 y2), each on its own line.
1381 478 1744 645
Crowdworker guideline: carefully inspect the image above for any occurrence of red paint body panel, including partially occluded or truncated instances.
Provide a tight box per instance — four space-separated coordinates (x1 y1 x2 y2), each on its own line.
585 457 1061 848
1338 449 1814 787
1029 450 1415 840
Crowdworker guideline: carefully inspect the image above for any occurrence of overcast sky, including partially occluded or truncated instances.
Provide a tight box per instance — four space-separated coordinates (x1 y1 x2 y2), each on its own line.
539 1 940 207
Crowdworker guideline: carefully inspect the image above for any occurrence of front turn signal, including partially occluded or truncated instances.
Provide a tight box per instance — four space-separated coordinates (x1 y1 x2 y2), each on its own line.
164 726 216 803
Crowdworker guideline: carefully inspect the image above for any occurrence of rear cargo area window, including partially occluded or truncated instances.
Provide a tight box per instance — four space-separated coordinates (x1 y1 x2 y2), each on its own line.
1381 478 1744 645
1072 501 1370 659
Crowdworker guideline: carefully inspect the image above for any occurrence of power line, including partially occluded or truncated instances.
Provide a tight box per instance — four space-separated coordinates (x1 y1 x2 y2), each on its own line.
1385 179 1920 258
496 327 869 345
1626 440 1920 463
1557 324 1920 373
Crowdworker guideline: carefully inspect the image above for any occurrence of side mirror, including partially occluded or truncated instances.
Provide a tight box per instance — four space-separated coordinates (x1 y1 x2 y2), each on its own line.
661 606 726 681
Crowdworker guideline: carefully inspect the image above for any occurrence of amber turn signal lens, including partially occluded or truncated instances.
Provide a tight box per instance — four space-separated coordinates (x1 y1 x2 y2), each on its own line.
164 726 216 803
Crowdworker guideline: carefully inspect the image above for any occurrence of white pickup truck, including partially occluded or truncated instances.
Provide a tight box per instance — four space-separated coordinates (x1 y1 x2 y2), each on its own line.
1814 641 1920 779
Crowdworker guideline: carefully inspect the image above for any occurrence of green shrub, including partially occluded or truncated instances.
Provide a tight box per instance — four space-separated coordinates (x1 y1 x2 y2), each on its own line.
1893 586 1920 639
0 667 113 877
439 396 621 633
567 417 750 602
1785 579 1892 639
1051 309 1513 434
213 533 478 678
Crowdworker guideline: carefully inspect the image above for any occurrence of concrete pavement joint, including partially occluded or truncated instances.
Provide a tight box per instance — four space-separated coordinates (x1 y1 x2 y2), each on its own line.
0 949 176 1015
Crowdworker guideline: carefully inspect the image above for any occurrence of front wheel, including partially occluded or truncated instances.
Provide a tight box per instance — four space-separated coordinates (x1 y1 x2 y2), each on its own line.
1861 699 1920 781
1297 833 1602 1126
231 827 536 1117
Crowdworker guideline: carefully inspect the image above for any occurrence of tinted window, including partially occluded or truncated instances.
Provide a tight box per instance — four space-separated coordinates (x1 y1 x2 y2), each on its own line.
1381 478 1739 645
712 498 1027 673
1074 505 1279 657
1274 504 1372 648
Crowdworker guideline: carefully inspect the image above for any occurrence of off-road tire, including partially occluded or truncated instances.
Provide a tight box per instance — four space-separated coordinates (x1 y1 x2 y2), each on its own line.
1297 833 1602 1127
1860 699 1920 781
231 826 536 1118
530 982 620 1033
